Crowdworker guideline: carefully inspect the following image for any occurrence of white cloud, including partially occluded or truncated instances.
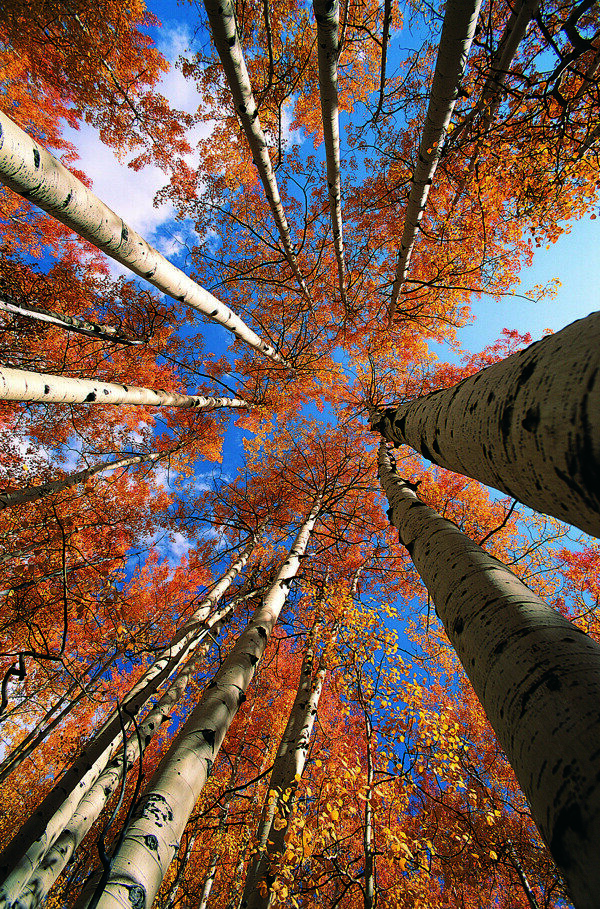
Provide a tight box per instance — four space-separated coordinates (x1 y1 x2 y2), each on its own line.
169 530 193 562
59 23 212 265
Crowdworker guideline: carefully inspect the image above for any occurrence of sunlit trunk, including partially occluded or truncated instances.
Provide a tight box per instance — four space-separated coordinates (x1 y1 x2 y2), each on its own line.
0 537 257 905
14 594 243 909
378 442 600 909
241 612 334 908
0 111 284 363
0 293 142 346
1 450 170 510
388 0 482 321
0 365 249 410
449 0 541 205
313 0 347 312
90 498 321 909
202 0 312 306
371 311 600 538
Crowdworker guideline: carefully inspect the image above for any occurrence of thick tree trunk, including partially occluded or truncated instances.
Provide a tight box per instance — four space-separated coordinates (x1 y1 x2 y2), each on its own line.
313 0 347 312
0 449 173 510
0 537 257 903
202 0 312 307
90 499 321 909
0 366 249 410
377 442 600 909
388 0 482 321
371 312 600 538
0 112 284 364
13 594 243 909
0 293 142 346
241 614 333 908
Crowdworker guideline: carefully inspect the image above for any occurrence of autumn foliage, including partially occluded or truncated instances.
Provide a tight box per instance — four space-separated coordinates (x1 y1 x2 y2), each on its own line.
0 0 599 907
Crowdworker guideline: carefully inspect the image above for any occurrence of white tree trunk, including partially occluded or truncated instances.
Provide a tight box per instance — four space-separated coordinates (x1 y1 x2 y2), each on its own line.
371 311 600 538
378 442 600 909
14 595 240 909
0 450 170 510
0 112 284 364
313 0 348 312
0 294 142 346
90 498 321 909
0 537 257 903
449 0 540 202
241 614 333 908
0 366 249 410
202 0 312 306
388 0 482 321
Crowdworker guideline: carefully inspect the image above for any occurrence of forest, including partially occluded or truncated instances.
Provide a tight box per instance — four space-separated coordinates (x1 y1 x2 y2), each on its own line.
0 0 599 906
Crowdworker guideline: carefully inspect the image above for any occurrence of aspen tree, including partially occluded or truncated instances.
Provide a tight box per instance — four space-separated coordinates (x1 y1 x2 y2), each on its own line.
0 536 258 902
371 311 600 538
196 744 246 909
388 0 482 321
13 591 250 909
313 0 348 312
378 442 600 909
91 497 322 909
355 670 376 909
202 0 313 306
224 736 275 909
0 365 250 410
0 652 120 786
241 608 337 908
448 0 541 199
0 294 143 345
0 449 178 510
0 112 285 363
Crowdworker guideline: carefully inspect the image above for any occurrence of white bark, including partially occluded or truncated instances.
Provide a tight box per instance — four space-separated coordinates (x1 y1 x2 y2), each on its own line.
313 0 348 312
241 615 333 908
202 0 312 307
90 499 321 909
0 112 284 364
0 450 169 510
0 538 257 904
388 0 482 321
371 311 600 539
0 366 249 410
449 0 540 202
378 442 600 909
0 294 142 346
15 597 239 909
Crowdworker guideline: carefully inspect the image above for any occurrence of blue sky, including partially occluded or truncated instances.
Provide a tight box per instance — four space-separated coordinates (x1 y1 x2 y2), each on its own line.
62 0 599 367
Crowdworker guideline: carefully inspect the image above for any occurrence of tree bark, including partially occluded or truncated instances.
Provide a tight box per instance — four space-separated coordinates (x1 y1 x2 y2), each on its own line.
13 593 243 909
0 293 143 346
90 498 321 909
388 0 482 321
371 311 600 539
241 613 334 908
449 0 541 203
202 0 312 307
313 0 348 312
377 442 600 909
0 366 249 410
0 111 285 364
0 652 118 786
0 536 257 903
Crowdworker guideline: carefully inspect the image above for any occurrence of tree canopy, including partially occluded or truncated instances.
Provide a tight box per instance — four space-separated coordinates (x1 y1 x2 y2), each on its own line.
0 0 599 907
